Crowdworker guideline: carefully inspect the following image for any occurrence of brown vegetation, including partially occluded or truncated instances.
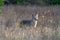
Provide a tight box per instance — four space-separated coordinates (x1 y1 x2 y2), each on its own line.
0 5 60 40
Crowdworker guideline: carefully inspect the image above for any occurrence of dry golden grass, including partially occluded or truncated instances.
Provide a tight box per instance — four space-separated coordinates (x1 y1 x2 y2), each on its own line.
0 5 60 40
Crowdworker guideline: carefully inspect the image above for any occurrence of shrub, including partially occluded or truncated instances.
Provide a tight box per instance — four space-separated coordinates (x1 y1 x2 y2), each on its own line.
0 0 3 6
3 0 60 5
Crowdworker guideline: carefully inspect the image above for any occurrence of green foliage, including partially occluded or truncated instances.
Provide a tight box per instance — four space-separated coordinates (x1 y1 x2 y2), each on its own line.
0 0 3 14
35 0 46 5
15 0 35 5
0 0 3 6
3 0 60 5
16 0 26 5
15 0 60 5
49 0 60 5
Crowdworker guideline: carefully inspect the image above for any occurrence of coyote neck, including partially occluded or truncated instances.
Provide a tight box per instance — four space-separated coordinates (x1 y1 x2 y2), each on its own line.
34 21 38 28
34 13 38 28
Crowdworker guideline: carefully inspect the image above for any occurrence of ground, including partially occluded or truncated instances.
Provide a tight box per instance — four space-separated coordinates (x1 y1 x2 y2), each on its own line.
0 5 60 40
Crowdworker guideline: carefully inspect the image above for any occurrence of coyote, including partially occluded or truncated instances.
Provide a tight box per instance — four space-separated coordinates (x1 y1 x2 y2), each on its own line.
20 13 38 28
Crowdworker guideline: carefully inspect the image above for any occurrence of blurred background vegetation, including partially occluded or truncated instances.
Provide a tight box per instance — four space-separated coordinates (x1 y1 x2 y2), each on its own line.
0 0 3 6
0 0 60 6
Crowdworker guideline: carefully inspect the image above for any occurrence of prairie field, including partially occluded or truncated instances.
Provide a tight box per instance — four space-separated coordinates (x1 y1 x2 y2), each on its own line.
0 5 60 40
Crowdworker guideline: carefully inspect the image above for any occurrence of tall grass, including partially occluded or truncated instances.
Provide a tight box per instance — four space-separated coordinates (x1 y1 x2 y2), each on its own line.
0 5 60 40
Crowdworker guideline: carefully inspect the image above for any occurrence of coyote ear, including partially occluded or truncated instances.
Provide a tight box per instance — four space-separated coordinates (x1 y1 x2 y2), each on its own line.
32 14 34 18
36 13 38 16
35 13 38 19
